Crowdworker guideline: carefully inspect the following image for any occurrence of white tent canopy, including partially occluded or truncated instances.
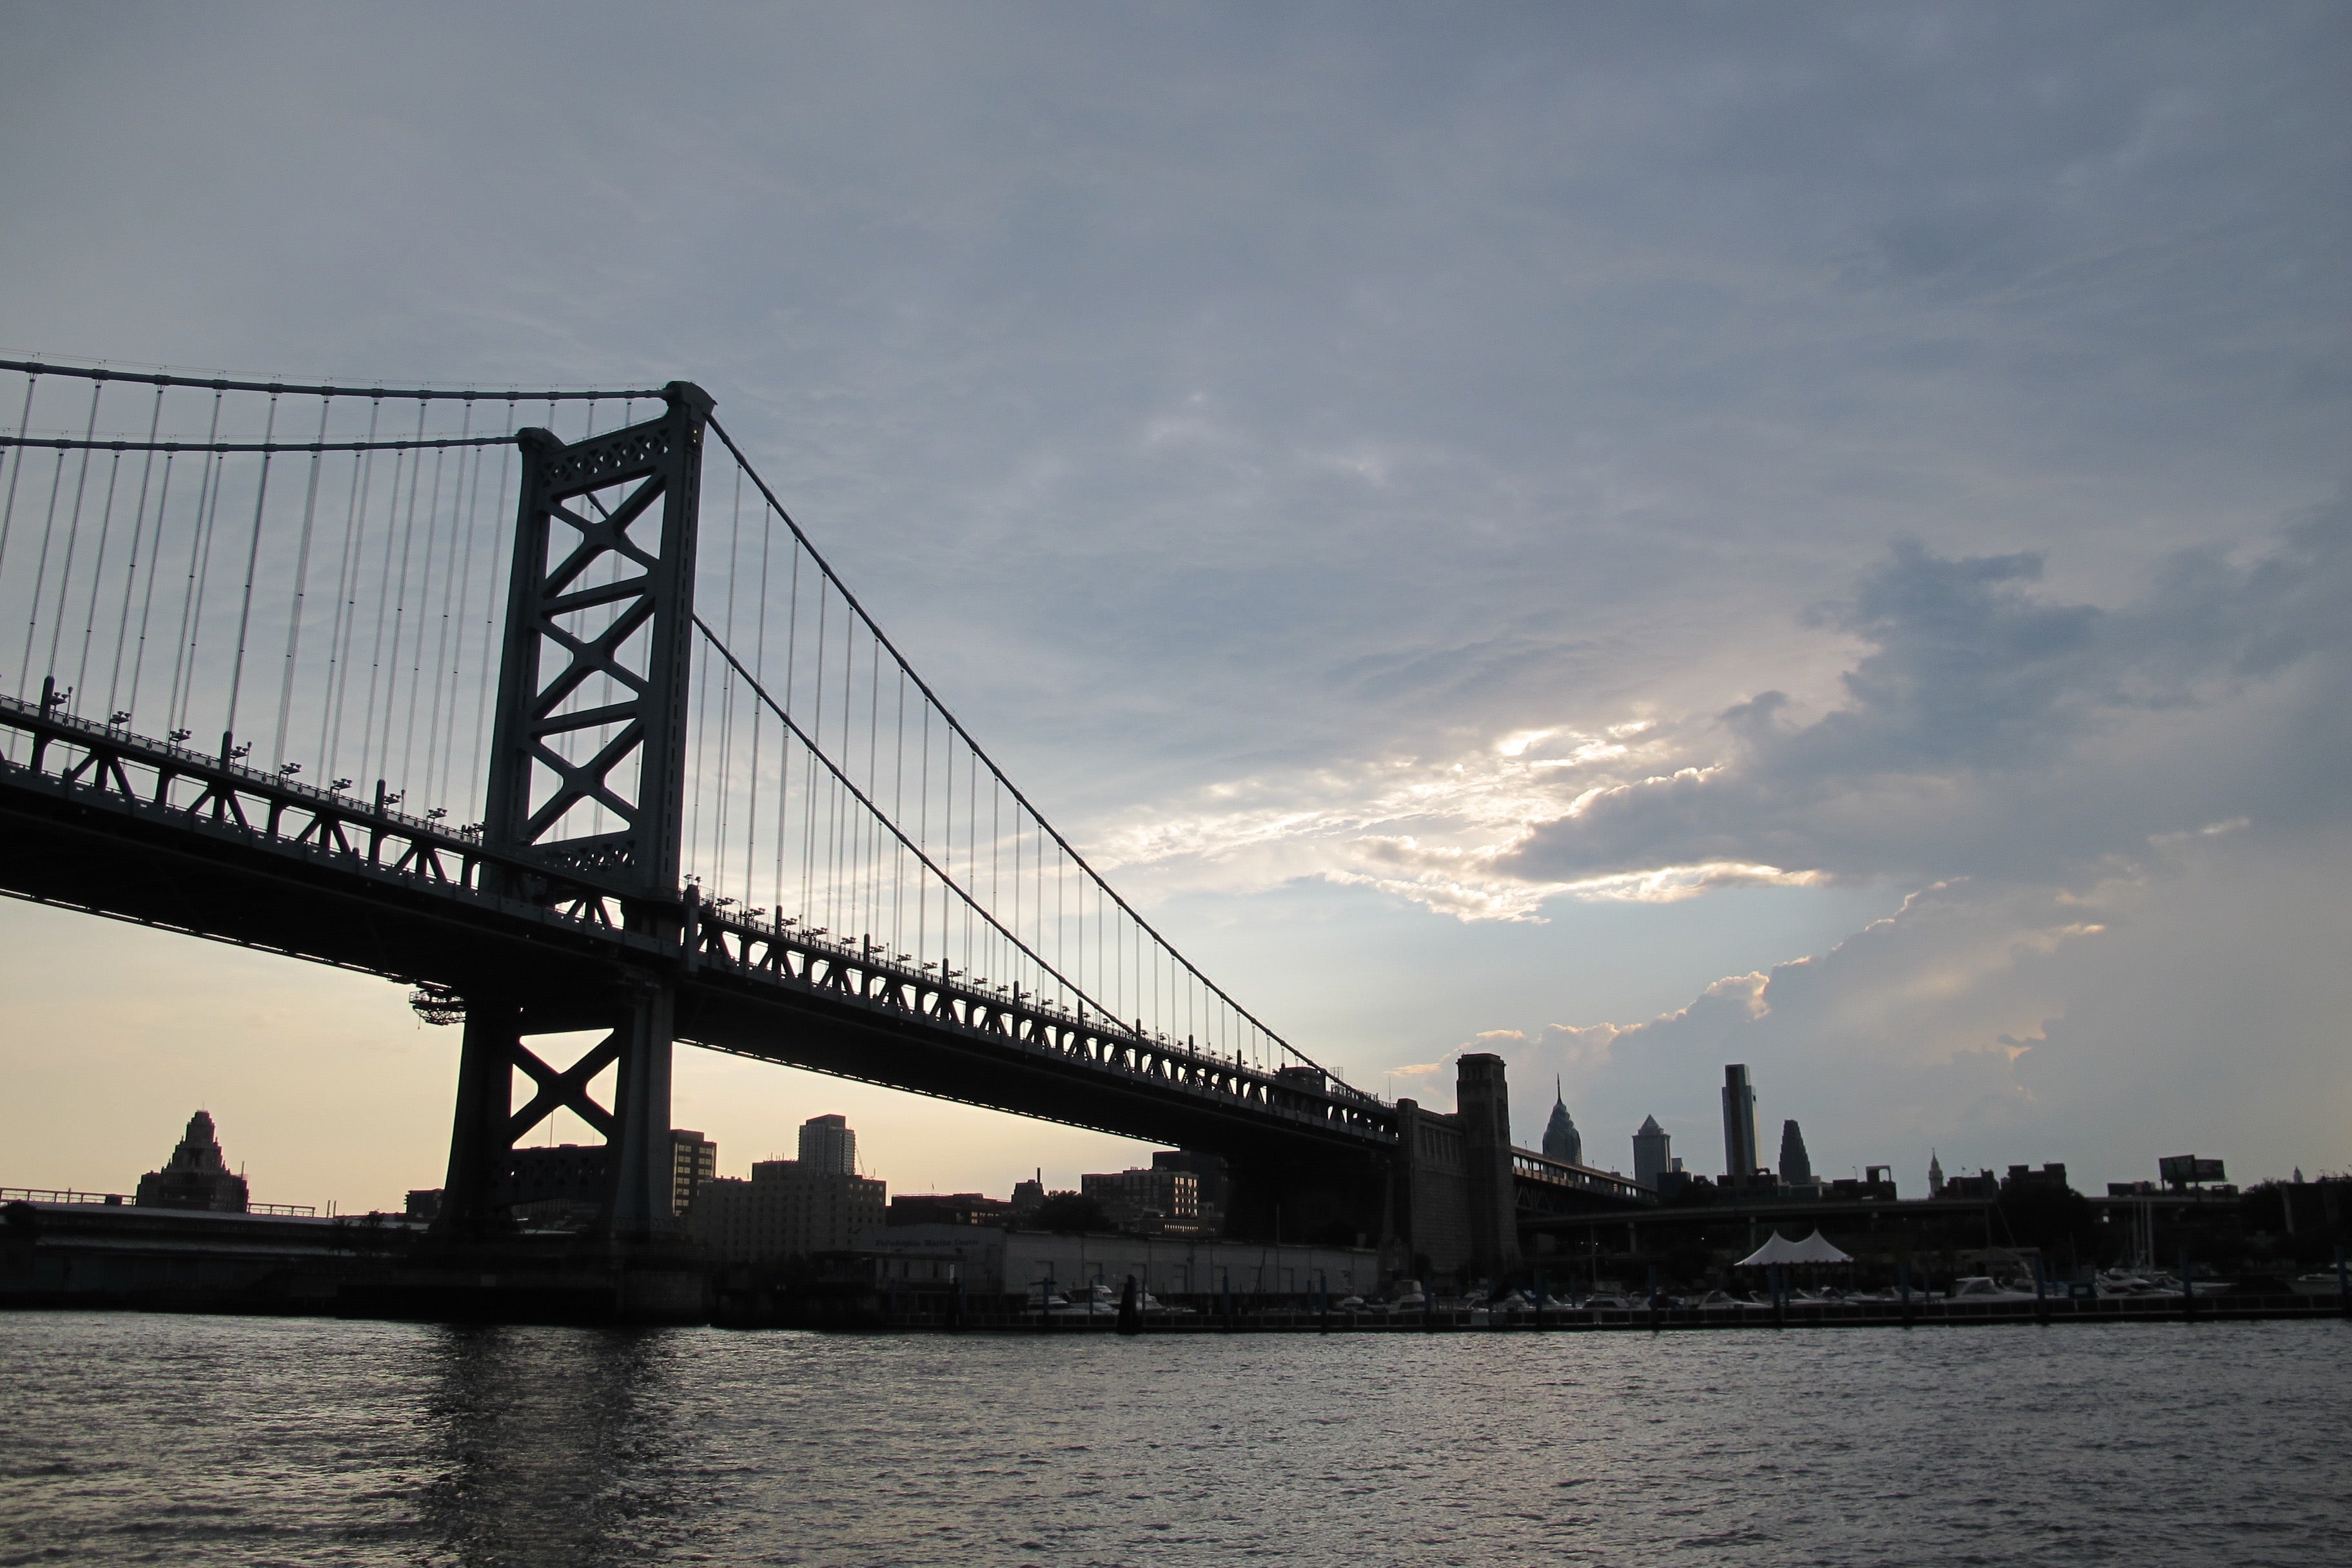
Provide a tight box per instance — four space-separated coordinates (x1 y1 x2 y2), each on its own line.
1736 1229 1854 1267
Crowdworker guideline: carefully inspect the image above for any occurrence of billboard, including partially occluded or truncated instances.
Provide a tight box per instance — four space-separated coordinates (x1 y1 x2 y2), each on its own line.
2157 1155 2226 1187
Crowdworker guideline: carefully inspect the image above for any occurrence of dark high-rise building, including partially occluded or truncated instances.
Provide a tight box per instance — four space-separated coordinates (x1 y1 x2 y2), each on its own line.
798 1114 856 1175
1778 1119 1812 1185
1632 1115 1673 1188
1721 1064 1759 1181
671 1129 718 1218
1151 1150 1228 1222
134 1110 249 1212
1541 1077 1583 1165
1010 1171 1046 1217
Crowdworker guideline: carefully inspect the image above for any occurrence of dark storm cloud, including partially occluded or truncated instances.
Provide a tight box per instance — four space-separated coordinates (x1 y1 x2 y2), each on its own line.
1505 507 2352 887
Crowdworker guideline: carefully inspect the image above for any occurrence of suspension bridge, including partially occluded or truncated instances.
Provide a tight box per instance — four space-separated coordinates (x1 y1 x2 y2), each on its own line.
0 359 1645 1298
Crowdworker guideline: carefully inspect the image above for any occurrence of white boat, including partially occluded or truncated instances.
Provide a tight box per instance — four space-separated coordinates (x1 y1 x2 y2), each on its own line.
1690 1289 1773 1311
2290 1272 2347 1297
1949 1275 2043 1304
1383 1279 1428 1312
1045 1282 1121 1317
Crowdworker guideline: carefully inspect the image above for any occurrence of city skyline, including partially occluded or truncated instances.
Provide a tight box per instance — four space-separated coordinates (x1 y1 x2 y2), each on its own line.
3 5 2347 1210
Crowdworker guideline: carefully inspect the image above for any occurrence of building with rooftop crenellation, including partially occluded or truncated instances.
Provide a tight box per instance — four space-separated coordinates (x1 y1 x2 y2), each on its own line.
134 1110 249 1212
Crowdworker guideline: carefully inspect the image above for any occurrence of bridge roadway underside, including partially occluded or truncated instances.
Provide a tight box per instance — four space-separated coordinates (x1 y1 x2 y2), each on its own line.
0 775 1393 1184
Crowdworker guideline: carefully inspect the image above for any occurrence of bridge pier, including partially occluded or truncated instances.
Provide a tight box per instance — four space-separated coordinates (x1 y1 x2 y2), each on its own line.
437 997 527 1239
603 981 677 1241
1386 1053 1524 1286
431 981 679 1245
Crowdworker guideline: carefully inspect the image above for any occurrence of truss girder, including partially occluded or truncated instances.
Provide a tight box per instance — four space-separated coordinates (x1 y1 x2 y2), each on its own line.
0 693 624 926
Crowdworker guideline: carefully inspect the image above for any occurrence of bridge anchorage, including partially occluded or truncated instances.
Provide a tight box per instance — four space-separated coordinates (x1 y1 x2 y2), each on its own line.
0 360 1649 1317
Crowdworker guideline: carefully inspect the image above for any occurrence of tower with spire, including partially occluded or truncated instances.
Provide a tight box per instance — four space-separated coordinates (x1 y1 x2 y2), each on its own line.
1541 1077 1583 1166
1927 1149 1945 1199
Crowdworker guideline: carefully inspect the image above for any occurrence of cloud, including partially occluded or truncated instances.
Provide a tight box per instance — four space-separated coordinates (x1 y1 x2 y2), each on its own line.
1091 509 2352 923
1508 509 2352 888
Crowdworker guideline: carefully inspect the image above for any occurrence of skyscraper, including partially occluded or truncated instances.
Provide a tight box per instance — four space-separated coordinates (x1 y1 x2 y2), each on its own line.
798 1114 857 1175
1632 1115 1673 1188
1721 1064 1759 1181
1541 1077 1583 1165
1778 1119 1812 1184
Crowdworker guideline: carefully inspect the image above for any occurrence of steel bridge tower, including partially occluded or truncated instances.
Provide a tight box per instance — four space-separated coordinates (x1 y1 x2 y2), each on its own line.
438 382 712 1245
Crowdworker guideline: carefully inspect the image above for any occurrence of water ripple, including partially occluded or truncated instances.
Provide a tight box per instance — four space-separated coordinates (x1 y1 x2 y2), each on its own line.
0 1315 2347 1565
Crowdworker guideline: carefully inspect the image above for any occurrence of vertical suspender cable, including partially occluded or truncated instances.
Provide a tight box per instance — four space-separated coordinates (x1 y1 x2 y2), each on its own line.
447 411 491 805
105 388 166 719
321 400 379 779
220 393 281 747
19 382 99 692
0 372 41 593
173 398 233 737
270 398 331 770
397 437 449 782
466 402 515 824
746 481 773 910
774 539 799 914
126 451 175 728
70 446 124 705
421 405 473 802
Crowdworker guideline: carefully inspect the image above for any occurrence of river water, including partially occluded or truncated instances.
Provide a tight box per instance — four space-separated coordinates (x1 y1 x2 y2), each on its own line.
1 1312 2345 1566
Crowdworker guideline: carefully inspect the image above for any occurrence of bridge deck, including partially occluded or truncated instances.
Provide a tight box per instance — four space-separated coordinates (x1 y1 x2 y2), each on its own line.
0 696 1396 1159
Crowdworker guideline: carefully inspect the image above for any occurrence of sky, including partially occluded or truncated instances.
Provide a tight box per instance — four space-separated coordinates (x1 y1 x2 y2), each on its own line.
2 2 2346 1210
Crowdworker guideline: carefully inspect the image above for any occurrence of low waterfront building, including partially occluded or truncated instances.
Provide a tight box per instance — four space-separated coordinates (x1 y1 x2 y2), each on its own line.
888 1193 1013 1227
854 1222 1380 1302
691 1158 886 1263
502 1144 606 1226
134 1111 250 1213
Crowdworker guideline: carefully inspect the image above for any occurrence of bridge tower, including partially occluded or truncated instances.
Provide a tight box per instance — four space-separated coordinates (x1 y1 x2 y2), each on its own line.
436 382 713 1246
